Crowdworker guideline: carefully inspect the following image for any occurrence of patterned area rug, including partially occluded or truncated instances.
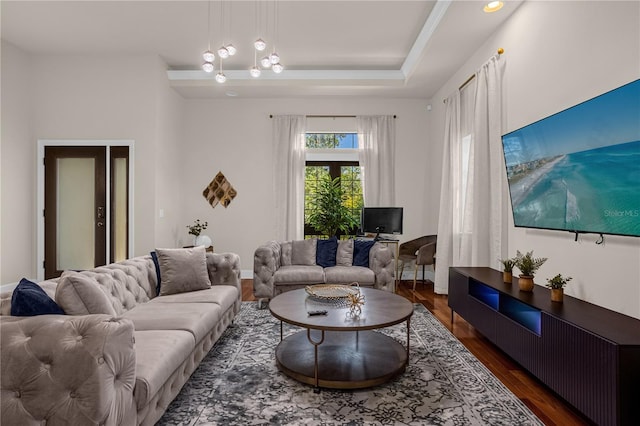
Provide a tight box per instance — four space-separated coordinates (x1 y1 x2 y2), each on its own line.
158 302 543 425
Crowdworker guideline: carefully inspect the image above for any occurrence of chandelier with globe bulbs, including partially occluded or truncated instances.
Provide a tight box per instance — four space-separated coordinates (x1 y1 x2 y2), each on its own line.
201 1 284 83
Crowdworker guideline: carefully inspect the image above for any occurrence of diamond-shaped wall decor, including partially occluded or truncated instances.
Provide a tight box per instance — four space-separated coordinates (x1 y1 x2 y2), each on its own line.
203 171 237 208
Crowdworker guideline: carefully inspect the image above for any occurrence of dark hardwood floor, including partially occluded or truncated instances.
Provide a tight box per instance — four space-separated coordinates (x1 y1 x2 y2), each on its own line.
241 278 591 425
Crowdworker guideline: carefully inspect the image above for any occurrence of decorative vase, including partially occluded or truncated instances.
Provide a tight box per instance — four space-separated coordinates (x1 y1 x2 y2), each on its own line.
518 275 534 292
551 288 564 302
503 271 513 283
195 235 212 248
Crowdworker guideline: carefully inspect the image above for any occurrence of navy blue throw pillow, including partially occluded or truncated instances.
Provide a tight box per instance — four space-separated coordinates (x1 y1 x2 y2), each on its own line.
11 278 65 316
316 237 338 268
150 251 162 295
353 240 376 267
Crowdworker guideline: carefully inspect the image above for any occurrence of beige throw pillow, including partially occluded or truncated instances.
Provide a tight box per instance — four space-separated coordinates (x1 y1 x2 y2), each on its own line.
336 239 354 266
56 271 117 316
156 246 211 296
291 239 317 266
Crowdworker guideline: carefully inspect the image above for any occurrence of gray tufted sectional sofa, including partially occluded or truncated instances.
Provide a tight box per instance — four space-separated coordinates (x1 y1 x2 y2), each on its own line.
0 251 241 426
253 239 394 305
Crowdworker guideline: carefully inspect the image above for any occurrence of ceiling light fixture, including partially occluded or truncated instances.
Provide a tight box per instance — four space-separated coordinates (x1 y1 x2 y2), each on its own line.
200 0 284 82
483 1 504 13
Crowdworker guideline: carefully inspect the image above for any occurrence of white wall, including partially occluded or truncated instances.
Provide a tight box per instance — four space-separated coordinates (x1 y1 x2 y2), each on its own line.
181 98 432 272
0 50 185 285
1 41 35 282
153 56 185 249
427 1 640 318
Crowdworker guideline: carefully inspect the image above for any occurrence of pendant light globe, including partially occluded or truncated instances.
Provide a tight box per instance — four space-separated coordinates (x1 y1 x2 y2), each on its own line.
217 46 230 59
254 39 266 51
202 50 215 63
215 72 227 83
249 66 261 78
260 56 272 68
202 62 215 73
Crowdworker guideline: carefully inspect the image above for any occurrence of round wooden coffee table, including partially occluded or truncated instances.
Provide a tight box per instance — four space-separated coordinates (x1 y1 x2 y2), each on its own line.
269 287 413 389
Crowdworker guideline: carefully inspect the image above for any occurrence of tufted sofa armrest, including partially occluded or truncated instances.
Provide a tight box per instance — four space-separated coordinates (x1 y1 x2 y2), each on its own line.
253 241 281 300
1 314 137 426
206 252 242 312
369 243 395 292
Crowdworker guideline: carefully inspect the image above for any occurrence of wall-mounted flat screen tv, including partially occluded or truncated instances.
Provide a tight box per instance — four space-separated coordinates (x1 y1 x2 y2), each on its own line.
501 79 640 237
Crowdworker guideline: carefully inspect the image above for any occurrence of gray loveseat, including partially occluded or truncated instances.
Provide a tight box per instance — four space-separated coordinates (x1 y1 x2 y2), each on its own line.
0 247 241 426
253 238 394 305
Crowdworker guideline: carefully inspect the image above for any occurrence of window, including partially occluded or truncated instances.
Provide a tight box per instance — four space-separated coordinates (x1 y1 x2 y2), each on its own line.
304 133 363 238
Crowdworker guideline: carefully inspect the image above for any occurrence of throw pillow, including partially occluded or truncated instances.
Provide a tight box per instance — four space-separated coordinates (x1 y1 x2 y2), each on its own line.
11 278 65 316
353 240 376 268
336 239 354 266
291 239 317 266
156 246 211 296
56 271 117 316
150 251 162 295
316 237 338 268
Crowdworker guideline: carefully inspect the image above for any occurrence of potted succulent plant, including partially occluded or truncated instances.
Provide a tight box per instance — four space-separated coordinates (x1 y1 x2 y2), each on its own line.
514 250 548 292
546 274 572 302
498 257 517 283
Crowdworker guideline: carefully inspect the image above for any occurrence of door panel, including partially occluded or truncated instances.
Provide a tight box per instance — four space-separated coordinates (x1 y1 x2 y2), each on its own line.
56 157 97 270
44 147 106 278
110 146 129 263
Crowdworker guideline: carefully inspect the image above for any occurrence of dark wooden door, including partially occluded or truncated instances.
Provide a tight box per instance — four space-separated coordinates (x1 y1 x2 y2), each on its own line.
44 146 107 278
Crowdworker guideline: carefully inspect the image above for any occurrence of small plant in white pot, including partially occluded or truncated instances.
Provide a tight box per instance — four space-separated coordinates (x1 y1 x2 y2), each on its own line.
514 250 547 292
498 257 517 283
187 219 211 248
546 274 572 302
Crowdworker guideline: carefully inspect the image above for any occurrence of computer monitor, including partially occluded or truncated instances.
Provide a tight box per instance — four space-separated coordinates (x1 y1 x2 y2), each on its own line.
360 207 403 240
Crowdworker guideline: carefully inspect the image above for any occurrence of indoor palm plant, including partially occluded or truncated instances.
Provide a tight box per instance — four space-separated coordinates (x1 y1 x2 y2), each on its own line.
498 257 517 283
546 273 572 302
308 176 358 237
514 250 547 292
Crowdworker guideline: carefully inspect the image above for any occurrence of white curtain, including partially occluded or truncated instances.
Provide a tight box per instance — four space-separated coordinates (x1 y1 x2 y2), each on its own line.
435 55 506 294
357 115 396 206
273 115 307 240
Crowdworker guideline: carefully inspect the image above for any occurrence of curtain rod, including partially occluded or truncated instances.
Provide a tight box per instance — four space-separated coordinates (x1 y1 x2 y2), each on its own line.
269 114 397 119
443 48 504 103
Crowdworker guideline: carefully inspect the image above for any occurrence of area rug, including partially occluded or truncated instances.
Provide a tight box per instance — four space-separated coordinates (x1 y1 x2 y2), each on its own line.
158 302 543 425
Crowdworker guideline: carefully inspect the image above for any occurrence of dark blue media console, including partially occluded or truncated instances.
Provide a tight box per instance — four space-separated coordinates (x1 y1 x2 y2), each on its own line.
449 266 640 426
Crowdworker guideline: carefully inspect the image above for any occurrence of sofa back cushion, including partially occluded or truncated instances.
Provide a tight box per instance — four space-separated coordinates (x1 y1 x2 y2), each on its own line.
55 257 154 315
280 241 292 266
291 239 317 265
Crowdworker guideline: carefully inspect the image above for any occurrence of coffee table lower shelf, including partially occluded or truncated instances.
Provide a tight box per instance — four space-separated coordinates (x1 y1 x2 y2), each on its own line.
275 330 407 389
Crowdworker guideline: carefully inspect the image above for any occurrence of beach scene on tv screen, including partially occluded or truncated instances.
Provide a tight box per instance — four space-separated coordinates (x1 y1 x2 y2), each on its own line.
502 79 640 237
